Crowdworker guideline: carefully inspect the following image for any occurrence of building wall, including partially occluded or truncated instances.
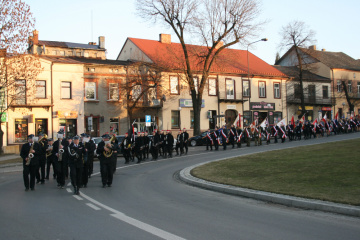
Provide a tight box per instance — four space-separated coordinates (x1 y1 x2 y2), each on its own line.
117 39 152 62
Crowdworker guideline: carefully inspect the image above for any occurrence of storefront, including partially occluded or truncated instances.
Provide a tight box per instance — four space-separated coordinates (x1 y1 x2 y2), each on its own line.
54 111 79 138
35 119 48 136
249 102 280 125
298 106 314 121
15 119 28 143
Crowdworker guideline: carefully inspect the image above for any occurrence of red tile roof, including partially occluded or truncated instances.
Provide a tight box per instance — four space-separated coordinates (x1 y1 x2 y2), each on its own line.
128 37 286 77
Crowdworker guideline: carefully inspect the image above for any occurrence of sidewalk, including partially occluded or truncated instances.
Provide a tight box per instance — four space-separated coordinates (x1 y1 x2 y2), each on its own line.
0 154 21 162
0 154 23 173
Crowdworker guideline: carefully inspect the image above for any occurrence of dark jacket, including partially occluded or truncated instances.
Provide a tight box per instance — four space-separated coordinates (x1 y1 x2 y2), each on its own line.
20 142 41 166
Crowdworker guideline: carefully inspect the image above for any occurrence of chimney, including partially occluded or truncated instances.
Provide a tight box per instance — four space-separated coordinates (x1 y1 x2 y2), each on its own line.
33 30 39 45
0 49 6 57
99 36 105 49
322 49 326 51
159 34 171 44
308 45 316 50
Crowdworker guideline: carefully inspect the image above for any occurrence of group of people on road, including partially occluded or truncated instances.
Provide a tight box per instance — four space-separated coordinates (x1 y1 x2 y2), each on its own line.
202 117 360 150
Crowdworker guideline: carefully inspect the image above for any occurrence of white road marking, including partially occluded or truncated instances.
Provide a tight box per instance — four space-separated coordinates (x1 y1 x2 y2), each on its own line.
73 195 83 201
66 188 72 193
86 203 101 211
80 192 186 240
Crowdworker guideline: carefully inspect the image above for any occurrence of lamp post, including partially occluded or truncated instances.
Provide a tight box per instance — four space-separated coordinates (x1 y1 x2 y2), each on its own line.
246 38 268 125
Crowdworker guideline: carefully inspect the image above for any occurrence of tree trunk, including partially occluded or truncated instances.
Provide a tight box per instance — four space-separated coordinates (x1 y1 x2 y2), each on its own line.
342 81 355 114
192 96 202 136
294 46 307 117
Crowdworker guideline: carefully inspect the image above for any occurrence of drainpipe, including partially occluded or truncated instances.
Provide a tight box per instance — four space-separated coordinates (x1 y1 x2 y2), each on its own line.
217 75 220 127
331 69 335 118
50 62 54 138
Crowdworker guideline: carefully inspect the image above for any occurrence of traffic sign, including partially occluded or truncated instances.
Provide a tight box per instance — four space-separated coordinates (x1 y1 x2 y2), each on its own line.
145 115 151 123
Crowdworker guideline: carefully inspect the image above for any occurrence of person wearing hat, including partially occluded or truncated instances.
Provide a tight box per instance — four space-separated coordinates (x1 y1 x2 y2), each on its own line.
52 131 66 188
35 132 48 184
20 134 41 191
175 130 184 156
81 133 96 180
182 128 189 154
166 130 174 158
45 138 56 180
120 132 132 164
143 131 150 160
159 130 165 157
96 134 115 188
68 135 85 195
134 132 144 163
150 130 160 160
110 134 119 173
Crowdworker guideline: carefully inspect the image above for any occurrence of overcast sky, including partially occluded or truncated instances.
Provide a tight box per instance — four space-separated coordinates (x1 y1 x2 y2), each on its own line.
28 0 360 64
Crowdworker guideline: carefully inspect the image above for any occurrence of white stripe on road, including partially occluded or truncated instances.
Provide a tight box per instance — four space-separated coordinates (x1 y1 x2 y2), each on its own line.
73 195 83 201
79 191 186 240
66 188 72 193
86 203 101 211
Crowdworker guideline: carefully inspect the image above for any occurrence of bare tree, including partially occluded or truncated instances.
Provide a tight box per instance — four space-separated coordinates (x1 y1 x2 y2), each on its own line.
136 0 262 135
121 62 170 130
278 20 316 116
339 77 360 116
0 0 41 152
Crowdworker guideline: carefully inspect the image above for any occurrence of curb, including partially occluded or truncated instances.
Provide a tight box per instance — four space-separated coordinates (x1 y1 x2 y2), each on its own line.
179 162 360 218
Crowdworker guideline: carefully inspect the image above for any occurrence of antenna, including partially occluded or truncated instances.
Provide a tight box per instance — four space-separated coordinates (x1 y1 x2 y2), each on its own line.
91 10 93 42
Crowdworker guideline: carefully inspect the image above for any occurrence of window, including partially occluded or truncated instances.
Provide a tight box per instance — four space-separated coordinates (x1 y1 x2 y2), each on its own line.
357 82 360 97
273 112 283 125
243 111 251 126
61 81 71 99
110 118 119 135
15 80 26 104
109 83 119 100
337 80 341 92
171 110 180 129
36 80 46 99
85 82 96 100
52 50 57 55
294 84 301 98
208 78 217 96
170 76 179 94
274 82 280 99
59 51 65 56
243 79 250 97
348 80 352 93
322 85 329 99
132 85 141 100
147 85 157 101
190 110 194 129
84 52 89 58
15 119 28 143
226 79 235 99
259 81 266 98
191 77 198 94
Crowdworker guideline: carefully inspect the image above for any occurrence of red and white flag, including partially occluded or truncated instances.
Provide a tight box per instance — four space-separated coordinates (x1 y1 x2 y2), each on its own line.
234 113 242 128
291 115 295 128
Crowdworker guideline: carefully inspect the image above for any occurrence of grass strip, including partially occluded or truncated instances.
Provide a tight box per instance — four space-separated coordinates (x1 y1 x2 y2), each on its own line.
191 138 360 206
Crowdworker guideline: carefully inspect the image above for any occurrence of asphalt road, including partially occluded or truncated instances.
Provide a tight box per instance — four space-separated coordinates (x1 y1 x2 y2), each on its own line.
1 133 360 240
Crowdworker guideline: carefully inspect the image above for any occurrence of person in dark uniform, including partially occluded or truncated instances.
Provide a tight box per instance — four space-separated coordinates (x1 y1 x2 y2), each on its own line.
45 138 55 180
109 134 119 172
52 132 66 189
176 130 184 155
20 134 40 191
166 130 174 158
36 133 48 184
96 134 115 188
220 125 228 150
143 131 150 160
212 126 219 150
80 133 95 187
120 132 132 164
159 130 166 157
280 123 287 143
204 129 213 150
135 132 144 163
272 125 278 143
287 121 294 141
229 125 236 148
265 124 271 145
182 128 189 154
68 136 85 195
86 135 96 178
62 136 72 180
150 130 160 160
245 125 252 147
253 125 259 146
236 127 243 148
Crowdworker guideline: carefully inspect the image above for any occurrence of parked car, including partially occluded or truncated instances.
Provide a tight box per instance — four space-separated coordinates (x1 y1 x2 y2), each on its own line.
188 130 214 147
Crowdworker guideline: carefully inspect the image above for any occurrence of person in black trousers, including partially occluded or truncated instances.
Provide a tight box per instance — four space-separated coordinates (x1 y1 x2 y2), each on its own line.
45 138 56 180
97 134 115 188
68 136 85 194
166 130 174 158
20 134 40 191
36 133 48 184
175 130 184 155
182 128 189 154
52 132 66 189
204 129 213 150
120 132 132 164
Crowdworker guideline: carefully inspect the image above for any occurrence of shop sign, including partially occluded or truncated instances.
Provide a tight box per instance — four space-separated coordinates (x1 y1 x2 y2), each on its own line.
299 106 314 110
250 102 275 110
54 111 78 119
0 112 7 122
322 107 332 111
179 99 205 108
227 105 236 110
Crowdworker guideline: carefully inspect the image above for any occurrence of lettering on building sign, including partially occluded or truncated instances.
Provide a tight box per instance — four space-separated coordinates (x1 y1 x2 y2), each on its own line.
179 99 205 108
227 105 236 109
250 102 275 110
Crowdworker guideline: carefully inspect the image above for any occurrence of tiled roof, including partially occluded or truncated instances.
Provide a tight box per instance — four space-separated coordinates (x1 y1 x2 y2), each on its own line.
40 56 128 65
38 40 103 50
273 65 330 82
128 38 287 77
300 48 360 71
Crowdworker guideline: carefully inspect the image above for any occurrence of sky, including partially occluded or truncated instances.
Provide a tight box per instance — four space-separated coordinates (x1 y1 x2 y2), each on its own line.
27 0 360 65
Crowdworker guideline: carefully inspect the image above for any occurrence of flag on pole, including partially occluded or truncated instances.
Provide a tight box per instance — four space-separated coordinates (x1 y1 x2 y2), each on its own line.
291 115 295 128
234 113 241 128
335 112 339 121
299 114 306 124
276 118 286 127
312 118 318 132
260 117 268 128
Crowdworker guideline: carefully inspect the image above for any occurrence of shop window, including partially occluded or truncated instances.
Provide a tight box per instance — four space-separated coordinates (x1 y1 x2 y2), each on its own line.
61 81 71 99
171 110 180 129
110 118 119 135
85 82 96 100
243 111 251 126
36 80 46 99
15 119 28 143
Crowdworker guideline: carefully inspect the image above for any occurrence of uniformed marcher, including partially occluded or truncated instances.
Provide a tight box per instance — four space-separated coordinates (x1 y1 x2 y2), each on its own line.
212 126 219 150
229 125 236 148
52 131 66 189
204 129 213 150
80 133 95 188
143 131 150 160
96 134 116 188
159 130 165 157
182 128 189 154
220 125 228 150
120 132 132 164
176 130 184 155
36 133 48 184
135 132 145 163
109 134 119 172
45 138 55 180
166 130 174 158
68 136 85 195
253 125 259 146
150 130 160 160
20 134 40 191
236 127 243 148
245 125 252 147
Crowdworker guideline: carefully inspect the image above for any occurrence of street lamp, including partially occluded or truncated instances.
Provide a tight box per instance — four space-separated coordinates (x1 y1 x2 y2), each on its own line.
246 38 268 125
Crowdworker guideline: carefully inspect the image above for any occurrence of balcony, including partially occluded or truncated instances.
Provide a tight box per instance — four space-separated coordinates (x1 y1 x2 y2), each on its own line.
218 92 247 103
132 99 163 108
286 95 335 106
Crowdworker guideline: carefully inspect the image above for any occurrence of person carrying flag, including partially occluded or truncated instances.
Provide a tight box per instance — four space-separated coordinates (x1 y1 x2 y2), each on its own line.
204 129 213 151
212 126 219 151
